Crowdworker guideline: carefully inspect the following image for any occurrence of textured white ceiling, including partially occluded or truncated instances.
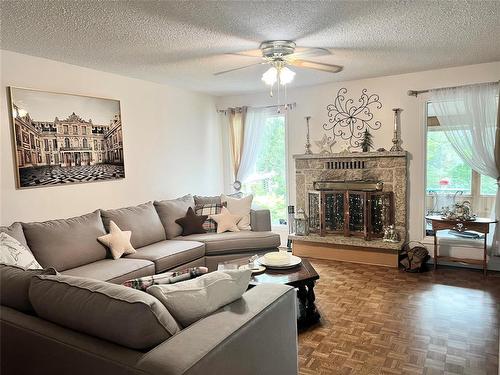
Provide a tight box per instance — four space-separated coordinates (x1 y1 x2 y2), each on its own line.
1 1 499 96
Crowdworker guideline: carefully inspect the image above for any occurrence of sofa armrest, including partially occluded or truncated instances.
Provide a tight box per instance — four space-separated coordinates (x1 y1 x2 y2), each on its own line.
137 284 298 375
250 209 272 232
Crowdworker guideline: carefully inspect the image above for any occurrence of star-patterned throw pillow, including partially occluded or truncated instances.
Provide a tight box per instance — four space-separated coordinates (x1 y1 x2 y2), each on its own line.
175 207 208 236
209 206 241 234
97 221 136 260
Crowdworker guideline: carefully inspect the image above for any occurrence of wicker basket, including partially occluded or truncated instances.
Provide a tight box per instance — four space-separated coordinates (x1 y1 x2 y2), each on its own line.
400 241 430 273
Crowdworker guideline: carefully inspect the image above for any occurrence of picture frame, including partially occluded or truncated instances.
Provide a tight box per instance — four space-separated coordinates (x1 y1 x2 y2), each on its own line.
8 87 125 189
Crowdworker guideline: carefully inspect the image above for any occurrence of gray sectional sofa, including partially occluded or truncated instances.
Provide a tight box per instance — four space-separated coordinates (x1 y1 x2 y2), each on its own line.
0 196 298 375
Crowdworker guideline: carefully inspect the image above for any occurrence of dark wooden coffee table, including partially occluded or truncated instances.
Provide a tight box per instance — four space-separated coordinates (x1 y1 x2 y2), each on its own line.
225 256 320 329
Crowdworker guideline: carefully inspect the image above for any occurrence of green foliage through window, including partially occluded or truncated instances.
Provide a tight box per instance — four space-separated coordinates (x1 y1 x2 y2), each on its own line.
481 175 497 196
426 130 472 194
243 116 287 225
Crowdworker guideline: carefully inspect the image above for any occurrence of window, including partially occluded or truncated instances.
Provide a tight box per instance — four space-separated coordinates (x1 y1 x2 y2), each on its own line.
82 126 87 135
63 125 68 134
426 102 495 222
242 115 287 225
53 139 58 150
481 174 497 196
73 125 78 134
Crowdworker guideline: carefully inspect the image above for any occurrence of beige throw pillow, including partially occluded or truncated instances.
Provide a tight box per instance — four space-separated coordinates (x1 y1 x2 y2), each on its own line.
97 221 136 259
0 232 42 270
210 206 241 233
221 194 253 230
147 269 252 327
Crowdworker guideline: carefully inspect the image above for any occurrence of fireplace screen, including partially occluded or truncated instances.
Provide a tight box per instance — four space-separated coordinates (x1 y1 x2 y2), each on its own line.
308 190 394 240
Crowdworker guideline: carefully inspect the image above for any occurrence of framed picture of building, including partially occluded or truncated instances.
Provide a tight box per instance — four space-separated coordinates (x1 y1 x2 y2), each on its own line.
8 87 125 189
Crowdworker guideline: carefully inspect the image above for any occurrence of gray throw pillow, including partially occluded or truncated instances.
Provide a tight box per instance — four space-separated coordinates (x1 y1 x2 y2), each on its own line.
154 195 195 239
101 202 166 249
29 274 181 350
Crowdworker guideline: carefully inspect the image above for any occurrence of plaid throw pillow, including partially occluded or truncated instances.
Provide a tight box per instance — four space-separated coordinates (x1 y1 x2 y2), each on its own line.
195 204 223 232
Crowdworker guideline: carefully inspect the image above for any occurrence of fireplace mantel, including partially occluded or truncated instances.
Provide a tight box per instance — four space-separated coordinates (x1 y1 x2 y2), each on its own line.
293 151 407 160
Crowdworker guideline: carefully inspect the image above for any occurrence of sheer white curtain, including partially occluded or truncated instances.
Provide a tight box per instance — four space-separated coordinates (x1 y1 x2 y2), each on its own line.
430 82 500 253
237 107 275 184
221 107 275 191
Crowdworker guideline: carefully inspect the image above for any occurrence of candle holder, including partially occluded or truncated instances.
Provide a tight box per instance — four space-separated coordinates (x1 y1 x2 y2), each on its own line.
304 116 313 155
390 108 404 152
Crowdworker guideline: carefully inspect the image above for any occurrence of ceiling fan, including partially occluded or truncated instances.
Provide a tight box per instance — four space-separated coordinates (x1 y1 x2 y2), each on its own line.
214 40 343 88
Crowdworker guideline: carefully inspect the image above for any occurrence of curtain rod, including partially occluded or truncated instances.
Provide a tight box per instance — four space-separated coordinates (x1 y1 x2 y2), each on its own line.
216 102 296 114
407 80 499 97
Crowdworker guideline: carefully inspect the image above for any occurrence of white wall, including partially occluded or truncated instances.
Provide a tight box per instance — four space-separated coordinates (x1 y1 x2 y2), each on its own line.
216 62 500 245
0 50 223 224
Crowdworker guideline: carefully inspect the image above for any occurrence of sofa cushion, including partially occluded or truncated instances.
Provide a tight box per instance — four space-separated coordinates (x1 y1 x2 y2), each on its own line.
0 222 30 250
29 274 180 350
176 231 280 255
62 258 155 284
126 240 205 273
101 202 166 249
0 264 56 312
154 195 195 239
22 210 107 271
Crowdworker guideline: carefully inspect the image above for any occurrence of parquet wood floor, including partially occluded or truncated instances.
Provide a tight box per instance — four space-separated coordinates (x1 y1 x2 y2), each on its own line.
298 259 500 375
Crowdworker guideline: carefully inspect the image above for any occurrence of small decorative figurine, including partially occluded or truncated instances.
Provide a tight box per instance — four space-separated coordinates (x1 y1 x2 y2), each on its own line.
383 225 400 243
315 134 336 154
360 129 374 152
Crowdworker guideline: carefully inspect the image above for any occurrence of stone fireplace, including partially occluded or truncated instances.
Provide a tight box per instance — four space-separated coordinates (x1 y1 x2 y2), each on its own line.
291 151 408 267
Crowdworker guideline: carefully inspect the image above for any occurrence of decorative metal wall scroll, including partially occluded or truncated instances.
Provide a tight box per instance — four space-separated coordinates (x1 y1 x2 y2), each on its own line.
323 88 382 150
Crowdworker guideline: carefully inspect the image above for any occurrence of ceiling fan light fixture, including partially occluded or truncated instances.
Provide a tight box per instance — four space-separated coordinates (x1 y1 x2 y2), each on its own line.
279 66 295 85
261 66 278 86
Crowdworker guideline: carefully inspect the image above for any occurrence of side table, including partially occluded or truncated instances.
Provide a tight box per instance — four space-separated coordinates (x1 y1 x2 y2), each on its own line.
425 215 498 276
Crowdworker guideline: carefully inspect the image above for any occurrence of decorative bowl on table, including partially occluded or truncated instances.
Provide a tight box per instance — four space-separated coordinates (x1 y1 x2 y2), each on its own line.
257 251 302 269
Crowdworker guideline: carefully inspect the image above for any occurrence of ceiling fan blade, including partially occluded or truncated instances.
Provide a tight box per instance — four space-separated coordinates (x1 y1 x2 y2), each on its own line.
290 59 343 73
286 47 332 59
214 62 265 76
228 49 263 58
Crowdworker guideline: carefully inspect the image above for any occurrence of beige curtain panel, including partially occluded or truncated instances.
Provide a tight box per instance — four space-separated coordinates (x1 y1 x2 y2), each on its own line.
227 107 248 182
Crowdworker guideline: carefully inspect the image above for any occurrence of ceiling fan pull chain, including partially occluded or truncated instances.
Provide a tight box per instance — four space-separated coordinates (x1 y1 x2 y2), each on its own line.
277 71 281 110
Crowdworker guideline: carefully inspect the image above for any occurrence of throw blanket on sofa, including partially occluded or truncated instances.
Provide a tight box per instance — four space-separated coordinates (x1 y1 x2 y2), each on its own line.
122 267 208 291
